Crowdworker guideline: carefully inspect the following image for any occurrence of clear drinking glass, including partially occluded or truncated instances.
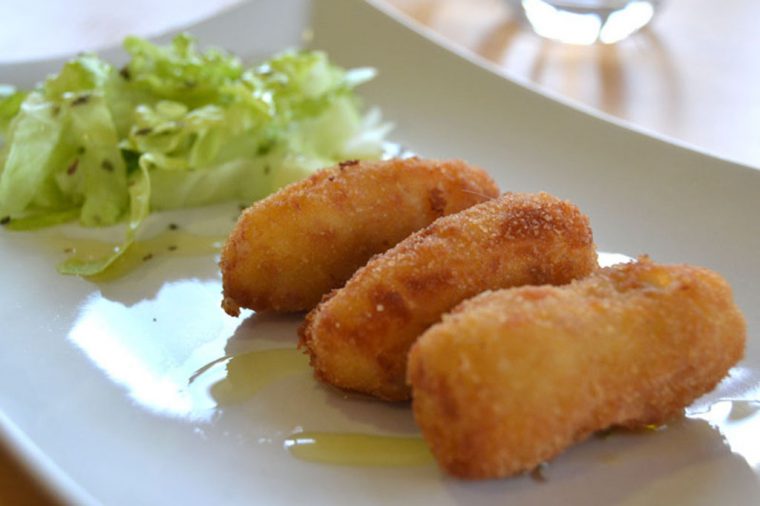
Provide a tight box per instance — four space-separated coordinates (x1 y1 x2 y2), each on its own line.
516 0 662 45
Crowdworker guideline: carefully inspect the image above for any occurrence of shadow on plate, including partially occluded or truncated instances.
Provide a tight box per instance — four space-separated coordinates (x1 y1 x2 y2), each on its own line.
442 416 760 504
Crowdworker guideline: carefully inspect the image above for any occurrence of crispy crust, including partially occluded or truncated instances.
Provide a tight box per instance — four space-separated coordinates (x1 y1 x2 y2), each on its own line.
220 157 499 314
407 258 747 479
299 192 598 400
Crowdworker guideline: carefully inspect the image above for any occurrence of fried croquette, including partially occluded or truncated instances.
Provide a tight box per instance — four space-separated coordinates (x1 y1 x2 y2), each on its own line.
299 192 597 401
407 258 746 479
220 158 498 315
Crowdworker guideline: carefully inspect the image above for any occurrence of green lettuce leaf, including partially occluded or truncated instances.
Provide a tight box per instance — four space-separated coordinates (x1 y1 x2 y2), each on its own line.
0 85 27 135
0 92 66 218
43 54 111 100
3 208 79 231
0 34 389 277
57 162 150 276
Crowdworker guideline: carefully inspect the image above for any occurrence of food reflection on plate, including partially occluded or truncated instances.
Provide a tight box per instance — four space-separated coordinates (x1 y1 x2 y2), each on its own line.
65 266 757 474
62 156 749 479
3 22 756 494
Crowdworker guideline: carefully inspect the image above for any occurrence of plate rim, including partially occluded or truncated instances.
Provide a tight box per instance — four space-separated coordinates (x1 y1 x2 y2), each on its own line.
0 0 758 503
363 0 760 174
0 411 97 505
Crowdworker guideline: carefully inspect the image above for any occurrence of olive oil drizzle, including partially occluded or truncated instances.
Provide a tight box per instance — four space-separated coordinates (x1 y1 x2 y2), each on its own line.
206 348 310 405
192 349 432 468
51 230 226 281
284 432 434 467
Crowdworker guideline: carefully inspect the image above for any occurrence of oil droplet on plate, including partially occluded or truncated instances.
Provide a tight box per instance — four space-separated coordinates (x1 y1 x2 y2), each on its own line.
50 230 226 281
284 432 434 467
202 348 310 405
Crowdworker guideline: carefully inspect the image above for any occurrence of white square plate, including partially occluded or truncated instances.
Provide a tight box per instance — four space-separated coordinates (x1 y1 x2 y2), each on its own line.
1 1 758 504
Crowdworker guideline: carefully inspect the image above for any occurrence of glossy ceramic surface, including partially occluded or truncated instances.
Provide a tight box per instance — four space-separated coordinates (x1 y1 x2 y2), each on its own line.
0 0 758 504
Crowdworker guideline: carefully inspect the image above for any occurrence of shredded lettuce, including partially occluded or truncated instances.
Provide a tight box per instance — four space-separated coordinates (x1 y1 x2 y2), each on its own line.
0 34 390 276
0 85 27 134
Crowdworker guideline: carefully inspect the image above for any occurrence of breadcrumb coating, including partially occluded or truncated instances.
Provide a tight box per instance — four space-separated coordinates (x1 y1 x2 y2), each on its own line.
408 258 746 479
300 192 597 400
220 158 498 314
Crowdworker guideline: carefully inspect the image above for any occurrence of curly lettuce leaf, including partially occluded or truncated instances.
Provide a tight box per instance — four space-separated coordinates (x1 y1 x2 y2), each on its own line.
0 85 27 135
122 33 244 108
43 54 111 100
0 34 390 277
57 163 149 276
0 93 66 217
3 208 79 231
68 93 129 226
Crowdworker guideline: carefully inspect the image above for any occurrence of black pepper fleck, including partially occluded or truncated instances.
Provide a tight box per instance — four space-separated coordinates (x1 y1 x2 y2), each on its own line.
67 159 79 175
0 216 10 225
135 127 152 136
257 142 274 156
119 66 131 81
71 94 91 106
142 253 153 261
168 245 178 252
101 160 114 172
168 223 179 231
